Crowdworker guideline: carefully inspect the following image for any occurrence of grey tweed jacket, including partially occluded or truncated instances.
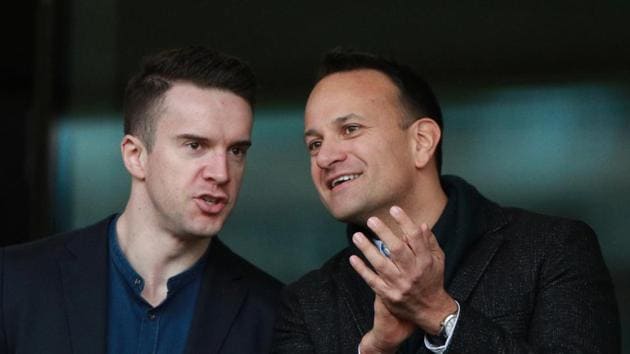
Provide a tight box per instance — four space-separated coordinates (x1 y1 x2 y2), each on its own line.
272 176 620 353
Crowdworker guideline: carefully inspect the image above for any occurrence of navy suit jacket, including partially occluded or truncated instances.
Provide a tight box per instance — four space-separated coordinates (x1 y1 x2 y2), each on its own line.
0 216 283 354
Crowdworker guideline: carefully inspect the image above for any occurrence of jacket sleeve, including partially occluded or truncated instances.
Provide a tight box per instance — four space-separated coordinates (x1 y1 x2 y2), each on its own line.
444 221 620 353
271 284 317 354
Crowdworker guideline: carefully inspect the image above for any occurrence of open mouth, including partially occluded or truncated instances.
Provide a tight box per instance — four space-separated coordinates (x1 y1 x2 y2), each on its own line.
329 174 361 189
195 194 228 214
201 195 220 204
197 194 228 206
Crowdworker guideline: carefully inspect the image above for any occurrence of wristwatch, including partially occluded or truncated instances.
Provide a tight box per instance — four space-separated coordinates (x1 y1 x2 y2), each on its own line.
427 301 459 345
436 310 458 340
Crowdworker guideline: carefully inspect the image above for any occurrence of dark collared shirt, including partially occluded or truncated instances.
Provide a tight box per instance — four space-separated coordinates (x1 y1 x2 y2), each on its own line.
107 217 207 354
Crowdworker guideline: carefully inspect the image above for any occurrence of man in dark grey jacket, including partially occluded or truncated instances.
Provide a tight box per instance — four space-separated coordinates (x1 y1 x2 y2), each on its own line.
272 48 620 353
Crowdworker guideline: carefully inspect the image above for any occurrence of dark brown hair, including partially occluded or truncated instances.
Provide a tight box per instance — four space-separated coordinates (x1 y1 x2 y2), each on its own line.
317 47 444 172
123 46 256 150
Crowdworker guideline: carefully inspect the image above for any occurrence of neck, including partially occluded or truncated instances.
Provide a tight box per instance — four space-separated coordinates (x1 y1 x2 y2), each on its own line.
369 173 447 239
116 198 211 306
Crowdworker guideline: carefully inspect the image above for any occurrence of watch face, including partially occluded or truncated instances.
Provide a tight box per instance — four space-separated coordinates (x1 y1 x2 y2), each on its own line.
427 332 448 346
444 314 457 336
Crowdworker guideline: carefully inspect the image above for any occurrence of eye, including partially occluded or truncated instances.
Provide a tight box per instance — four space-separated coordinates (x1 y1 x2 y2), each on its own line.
187 142 201 150
307 140 322 152
343 124 360 135
229 145 249 157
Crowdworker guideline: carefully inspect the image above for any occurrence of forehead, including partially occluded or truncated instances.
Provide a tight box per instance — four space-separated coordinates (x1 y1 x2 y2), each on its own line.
305 69 403 128
157 83 253 134
310 69 399 102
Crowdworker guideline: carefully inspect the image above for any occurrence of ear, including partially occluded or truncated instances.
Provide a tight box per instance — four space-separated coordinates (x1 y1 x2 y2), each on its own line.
121 135 148 180
408 118 441 169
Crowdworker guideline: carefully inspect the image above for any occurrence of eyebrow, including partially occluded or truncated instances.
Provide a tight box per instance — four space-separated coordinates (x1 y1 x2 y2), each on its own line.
176 133 208 143
176 134 252 147
233 140 253 148
304 113 364 137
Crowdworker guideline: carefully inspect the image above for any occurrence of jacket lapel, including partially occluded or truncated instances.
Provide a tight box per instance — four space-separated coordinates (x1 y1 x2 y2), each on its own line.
57 217 112 354
333 247 375 336
184 239 248 354
447 199 507 303
447 231 504 302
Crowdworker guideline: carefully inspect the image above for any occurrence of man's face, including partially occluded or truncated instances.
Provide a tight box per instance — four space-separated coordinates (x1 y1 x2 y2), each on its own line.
304 69 418 223
143 82 252 238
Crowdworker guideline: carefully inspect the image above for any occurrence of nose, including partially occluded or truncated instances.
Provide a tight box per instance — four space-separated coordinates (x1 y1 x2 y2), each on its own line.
315 139 347 169
201 152 230 184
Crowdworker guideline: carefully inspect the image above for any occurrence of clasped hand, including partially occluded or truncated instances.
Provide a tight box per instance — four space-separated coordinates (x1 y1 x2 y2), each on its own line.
349 206 456 353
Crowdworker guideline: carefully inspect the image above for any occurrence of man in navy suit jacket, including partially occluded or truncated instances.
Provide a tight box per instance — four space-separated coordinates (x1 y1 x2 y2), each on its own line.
1 47 282 354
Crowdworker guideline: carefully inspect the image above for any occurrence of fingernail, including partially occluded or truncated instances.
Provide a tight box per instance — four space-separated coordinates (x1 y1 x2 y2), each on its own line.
390 205 401 215
352 232 363 244
367 217 377 228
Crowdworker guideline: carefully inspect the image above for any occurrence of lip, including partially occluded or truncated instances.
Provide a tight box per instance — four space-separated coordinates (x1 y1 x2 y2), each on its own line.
194 193 228 214
326 172 362 191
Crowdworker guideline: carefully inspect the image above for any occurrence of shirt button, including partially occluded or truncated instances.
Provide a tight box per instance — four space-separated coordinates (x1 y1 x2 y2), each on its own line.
148 313 157 320
134 278 142 286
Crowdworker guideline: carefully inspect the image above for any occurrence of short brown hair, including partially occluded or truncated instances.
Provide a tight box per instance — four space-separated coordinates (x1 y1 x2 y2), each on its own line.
123 46 256 150
317 47 444 172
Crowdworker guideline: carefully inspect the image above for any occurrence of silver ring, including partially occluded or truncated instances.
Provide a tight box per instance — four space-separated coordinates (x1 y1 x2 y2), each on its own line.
374 239 391 258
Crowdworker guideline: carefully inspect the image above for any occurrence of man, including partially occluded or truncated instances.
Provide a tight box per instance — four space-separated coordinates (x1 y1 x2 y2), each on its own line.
272 49 620 353
0 47 282 354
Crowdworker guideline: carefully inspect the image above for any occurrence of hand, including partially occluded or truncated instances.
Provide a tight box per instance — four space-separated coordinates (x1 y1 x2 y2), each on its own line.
359 296 415 354
349 205 457 335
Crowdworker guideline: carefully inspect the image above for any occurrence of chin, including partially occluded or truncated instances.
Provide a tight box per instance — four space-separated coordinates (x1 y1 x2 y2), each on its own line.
331 200 386 225
193 213 228 232
184 221 223 238
327 205 364 224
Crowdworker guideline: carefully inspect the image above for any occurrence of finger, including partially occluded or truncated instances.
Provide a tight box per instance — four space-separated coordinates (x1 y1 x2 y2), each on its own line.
366 217 410 265
389 205 418 241
421 226 447 278
349 255 388 295
352 232 399 277
389 206 424 253
422 224 443 255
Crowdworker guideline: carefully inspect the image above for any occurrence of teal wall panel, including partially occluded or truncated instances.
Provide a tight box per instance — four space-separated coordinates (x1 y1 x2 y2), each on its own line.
54 82 630 341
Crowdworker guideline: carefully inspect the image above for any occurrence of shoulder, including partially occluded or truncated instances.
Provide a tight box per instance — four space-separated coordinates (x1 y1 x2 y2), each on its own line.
0 216 113 315
1 216 113 269
444 175 599 249
489 207 609 279
459 188 610 288
500 207 598 247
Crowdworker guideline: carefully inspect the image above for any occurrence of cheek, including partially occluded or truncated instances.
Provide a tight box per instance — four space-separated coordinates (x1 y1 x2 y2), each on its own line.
381 139 411 163
310 161 322 186
228 163 246 183
148 165 172 187
150 154 183 181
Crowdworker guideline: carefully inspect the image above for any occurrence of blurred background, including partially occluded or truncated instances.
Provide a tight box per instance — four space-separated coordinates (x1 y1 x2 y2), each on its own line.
3 0 629 350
